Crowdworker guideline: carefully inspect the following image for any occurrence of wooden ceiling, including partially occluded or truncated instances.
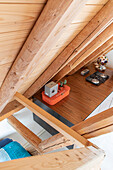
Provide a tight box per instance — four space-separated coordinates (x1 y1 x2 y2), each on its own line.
17 0 109 94
0 0 113 114
0 0 108 90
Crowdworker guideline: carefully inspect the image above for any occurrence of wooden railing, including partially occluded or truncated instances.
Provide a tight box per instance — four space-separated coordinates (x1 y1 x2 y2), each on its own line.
1 92 113 169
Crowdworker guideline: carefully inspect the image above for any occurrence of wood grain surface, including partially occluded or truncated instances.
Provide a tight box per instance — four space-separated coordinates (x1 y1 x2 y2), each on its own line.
0 146 105 170
34 64 113 124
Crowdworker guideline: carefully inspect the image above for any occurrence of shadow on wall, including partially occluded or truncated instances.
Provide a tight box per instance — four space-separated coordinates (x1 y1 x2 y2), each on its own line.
106 50 113 69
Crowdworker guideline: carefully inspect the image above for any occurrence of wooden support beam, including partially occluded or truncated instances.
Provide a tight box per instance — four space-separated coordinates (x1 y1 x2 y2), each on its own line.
73 107 113 134
69 23 113 73
0 146 105 170
0 0 85 113
8 115 42 153
14 92 92 147
38 133 72 153
24 0 113 98
83 124 113 139
0 100 24 121
0 98 32 121
53 25 113 82
55 35 113 79
38 107 113 153
69 45 113 75
86 43 113 66
69 43 113 75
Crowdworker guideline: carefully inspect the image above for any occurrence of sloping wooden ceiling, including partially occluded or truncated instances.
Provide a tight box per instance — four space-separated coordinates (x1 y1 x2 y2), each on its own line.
0 0 46 87
0 0 113 115
18 0 109 94
0 0 108 92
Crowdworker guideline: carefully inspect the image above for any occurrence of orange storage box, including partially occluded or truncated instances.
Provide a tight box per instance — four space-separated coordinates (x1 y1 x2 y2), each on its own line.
42 84 70 105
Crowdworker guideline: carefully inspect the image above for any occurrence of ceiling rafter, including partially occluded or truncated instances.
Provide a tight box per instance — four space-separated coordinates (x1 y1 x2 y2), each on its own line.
69 39 113 75
53 25 113 81
0 0 86 113
24 0 113 99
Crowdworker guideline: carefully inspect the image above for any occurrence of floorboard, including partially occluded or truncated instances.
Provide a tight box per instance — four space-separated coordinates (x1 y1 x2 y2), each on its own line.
34 63 113 124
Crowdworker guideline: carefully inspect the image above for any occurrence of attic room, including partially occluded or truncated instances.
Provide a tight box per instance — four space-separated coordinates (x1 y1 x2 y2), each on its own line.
0 0 113 169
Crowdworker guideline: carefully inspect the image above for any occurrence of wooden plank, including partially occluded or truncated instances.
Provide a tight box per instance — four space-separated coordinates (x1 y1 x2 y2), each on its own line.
0 41 25 53
0 30 29 59
0 43 25 85
69 43 113 75
8 115 42 153
70 24 113 68
86 0 108 4
0 3 45 87
0 22 35 33
0 4 44 23
0 48 22 66
72 12 101 24
72 6 104 24
0 30 31 69
0 46 24 88
87 44 113 66
0 4 45 33
83 124 113 139
0 0 46 3
38 107 113 152
0 4 43 15
24 0 113 98
0 98 32 121
0 146 105 170
0 38 26 49
0 0 86 113
53 35 113 81
71 46 113 75
83 4 103 13
0 30 29 42
73 107 113 134
0 101 24 121
0 63 12 87
0 0 107 5
14 92 92 147
38 133 72 153
20 4 109 95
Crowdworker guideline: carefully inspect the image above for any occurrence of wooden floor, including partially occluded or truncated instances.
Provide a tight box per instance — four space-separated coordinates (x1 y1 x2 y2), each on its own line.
34 64 113 124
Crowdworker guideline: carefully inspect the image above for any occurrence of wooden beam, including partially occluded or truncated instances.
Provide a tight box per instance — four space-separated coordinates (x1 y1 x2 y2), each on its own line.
73 107 113 134
53 25 113 82
38 107 113 153
0 0 85 113
8 115 42 153
24 0 113 98
0 146 105 170
69 43 113 75
53 35 113 82
0 98 32 121
83 124 113 139
69 24 113 71
14 92 92 147
87 44 113 66
0 0 47 3
38 133 72 153
0 100 24 121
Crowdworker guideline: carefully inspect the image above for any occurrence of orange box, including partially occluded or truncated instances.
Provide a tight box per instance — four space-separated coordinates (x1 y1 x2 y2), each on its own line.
42 85 70 105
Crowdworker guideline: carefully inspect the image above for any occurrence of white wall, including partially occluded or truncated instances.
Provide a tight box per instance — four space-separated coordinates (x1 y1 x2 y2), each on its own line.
87 92 113 170
106 50 113 68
